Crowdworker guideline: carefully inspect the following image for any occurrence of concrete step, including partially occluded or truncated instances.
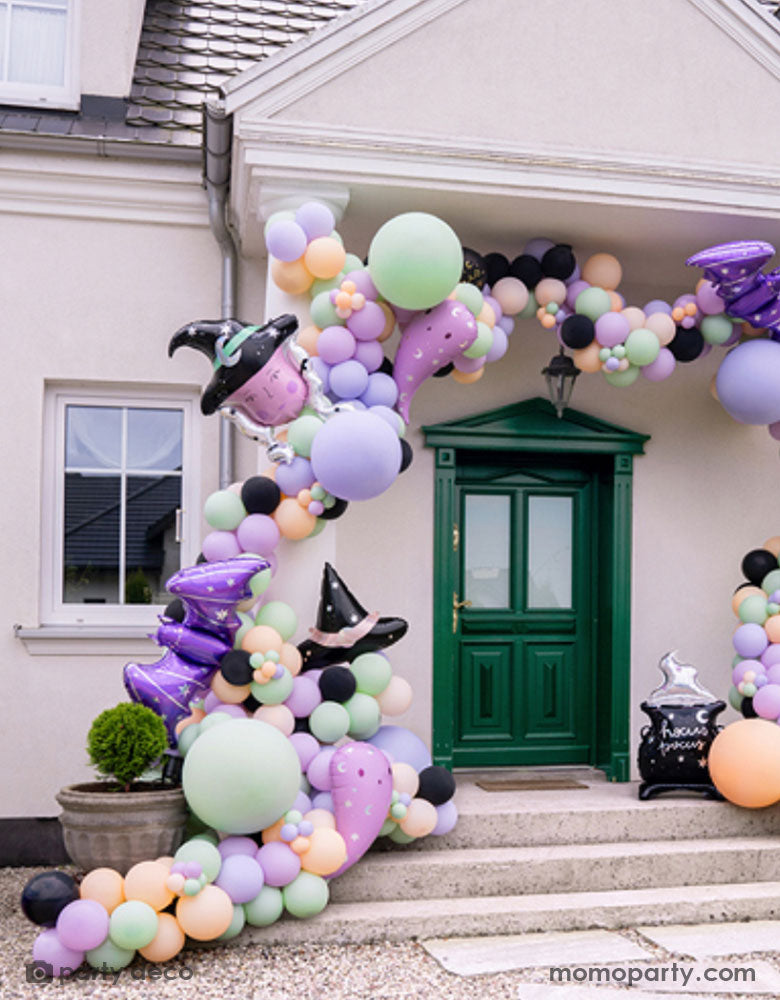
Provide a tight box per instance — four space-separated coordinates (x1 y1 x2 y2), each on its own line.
240 881 780 946
332 836 780 902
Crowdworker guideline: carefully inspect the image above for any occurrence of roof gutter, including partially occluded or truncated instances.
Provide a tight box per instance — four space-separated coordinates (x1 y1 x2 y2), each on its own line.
202 99 238 490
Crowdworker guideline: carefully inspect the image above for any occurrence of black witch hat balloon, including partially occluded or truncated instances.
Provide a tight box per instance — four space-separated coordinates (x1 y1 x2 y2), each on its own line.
298 563 408 670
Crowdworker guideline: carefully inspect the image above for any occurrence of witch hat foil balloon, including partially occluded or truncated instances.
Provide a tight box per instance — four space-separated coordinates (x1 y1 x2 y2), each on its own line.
166 556 268 640
687 241 780 332
298 562 408 669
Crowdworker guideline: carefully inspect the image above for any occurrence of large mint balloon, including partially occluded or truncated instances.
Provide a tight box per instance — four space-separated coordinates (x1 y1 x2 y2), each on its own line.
183 718 301 834
368 212 463 310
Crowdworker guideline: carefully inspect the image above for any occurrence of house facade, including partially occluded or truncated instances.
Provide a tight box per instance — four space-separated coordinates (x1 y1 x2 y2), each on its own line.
2 0 779 824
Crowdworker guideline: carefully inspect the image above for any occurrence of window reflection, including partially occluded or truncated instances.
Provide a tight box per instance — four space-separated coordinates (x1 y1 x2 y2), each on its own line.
527 496 573 608
464 494 510 608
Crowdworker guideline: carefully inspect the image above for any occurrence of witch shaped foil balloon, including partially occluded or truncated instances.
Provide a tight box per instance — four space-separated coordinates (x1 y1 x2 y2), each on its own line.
637 651 726 801
687 241 780 333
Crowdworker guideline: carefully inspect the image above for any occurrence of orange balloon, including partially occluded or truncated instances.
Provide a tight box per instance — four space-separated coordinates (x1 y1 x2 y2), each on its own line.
399 798 438 838
582 252 622 290
274 497 316 540
304 238 346 280
175 707 205 736
271 256 314 295
300 828 347 876
80 868 125 914
708 719 780 808
608 291 624 312
280 642 302 677
765 616 780 644
763 537 780 558
241 625 284 657
175 885 234 941
376 302 397 342
296 325 320 356
261 817 285 844
452 367 484 385
572 341 603 373
139 912 186 963
731 586 766 617
392 762 419 797
124 860 175 911
210 671 251 704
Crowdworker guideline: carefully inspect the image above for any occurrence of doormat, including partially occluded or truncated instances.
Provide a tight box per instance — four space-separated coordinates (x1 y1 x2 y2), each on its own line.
475 778 588 791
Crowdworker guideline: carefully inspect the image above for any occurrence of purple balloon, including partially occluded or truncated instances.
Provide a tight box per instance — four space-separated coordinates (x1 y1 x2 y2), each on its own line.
353 339 384 373
154 621 230 667
367 725 432 771
716 341 780 425
293 790 312 814
237 513 280 556
767 663 780 684
330 742 393 877
762 645 780 670
309 356 331 392
565 262 581 285
696 280 725 316
453 353 485 374
284 675 322 718
641 347 676 382
498 315 515 336
347 301 386 342
295 201 335 242
753 683 780 720
343 269 377 298
644 299 672 316
311 791 334 812
218 836 258 859
266 219 308 262
32 928 84 978
329 359 369 400
202 530 242 562
215 854 265 903
289 732 320 770
483 294 503 323
255 841 300 887
485 326 508 363
523 237 555 261
566 280 590 310
307 747 337 791
595 311 630 348
360 372 399 408
206 702 247 719
318 325 356 365
55 899 109 952
124 649 216 746
310 410 401 502
432 798 459 836
368 405 402 433
733 622 770 658
732 659 763 684
275 456 315 495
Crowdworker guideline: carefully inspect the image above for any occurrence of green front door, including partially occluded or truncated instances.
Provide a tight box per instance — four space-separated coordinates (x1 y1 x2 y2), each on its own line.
453 455 594 767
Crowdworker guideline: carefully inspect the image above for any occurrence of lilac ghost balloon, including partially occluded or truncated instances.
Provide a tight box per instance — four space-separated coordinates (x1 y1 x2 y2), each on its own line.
392 300 478 421
124 649 216 746
329 742 393 877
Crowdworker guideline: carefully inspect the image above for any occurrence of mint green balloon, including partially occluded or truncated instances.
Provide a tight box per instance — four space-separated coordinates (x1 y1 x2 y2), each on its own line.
204 489 246 530
190 830 219 846
310 291 342 329
249 569 272 600
463 321 494 359
769 602 780 616
350 652 392 695
282 872 329 918
454 282 484 317
604 365 640 387
244 885 283 927
309 701 350 743
761 569 780 595
309 518 326 538
368 212 463 310
288 414 324 458
700 314 733 345
345 692 381 739
174 837 222 882
575 287 611 321
86 938 135 972
732 654 744 668
741 681 757 697
251 667 294 705
625 328 661 367
343 253 365 273
379 818 396 837
200 711 232 733
177 722 201 756
255 600 298 641
109 901 158 950
728 684 744 712
330 230 344 246
612 344 627 359
388 825 416 844
310 273 344 298
217 904 247 941
738 594 768 624
598 347 612 362
518 291 538 319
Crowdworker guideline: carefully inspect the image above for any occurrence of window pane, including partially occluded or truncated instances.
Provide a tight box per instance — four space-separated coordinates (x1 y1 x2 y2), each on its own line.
127 409 183 470
63 472 120 604
9 5 67 86
527 496 573 609
464 494 510 609
0 7 7 79
66 407 121 468
125 475 181 604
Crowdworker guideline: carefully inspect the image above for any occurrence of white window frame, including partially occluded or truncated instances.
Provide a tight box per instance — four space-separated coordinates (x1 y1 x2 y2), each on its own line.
0 0 80 110
41 383 201 626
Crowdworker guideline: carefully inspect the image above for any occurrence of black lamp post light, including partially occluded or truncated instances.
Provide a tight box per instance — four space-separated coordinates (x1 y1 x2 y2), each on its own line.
542 348 580 418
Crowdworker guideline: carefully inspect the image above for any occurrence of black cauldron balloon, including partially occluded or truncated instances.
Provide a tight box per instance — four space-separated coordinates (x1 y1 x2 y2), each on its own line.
687 241 780 333
637 651 726 800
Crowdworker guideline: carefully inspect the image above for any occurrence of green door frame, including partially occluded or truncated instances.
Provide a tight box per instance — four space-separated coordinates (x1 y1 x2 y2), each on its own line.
423 397 649 782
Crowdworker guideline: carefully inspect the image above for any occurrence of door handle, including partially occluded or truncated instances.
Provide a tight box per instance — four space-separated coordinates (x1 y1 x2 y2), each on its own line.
452 592 472 633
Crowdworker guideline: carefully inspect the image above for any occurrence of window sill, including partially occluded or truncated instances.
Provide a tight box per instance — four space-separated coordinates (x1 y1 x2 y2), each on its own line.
14 624 159 656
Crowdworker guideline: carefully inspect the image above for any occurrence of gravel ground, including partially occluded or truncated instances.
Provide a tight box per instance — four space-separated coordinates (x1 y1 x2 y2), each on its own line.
2 867 778 1000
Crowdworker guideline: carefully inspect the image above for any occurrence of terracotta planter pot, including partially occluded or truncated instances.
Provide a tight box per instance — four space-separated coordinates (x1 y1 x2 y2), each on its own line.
56 783 188 875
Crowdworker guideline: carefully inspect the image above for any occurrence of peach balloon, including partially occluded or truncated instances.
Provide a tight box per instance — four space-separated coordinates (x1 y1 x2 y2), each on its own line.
582 252 622 290
210 671 251 704
765 616 780 644
572 341 603 373
139 912 186 963
279 642 302 677
608 291 624 312
303 808 337 830
296 325 320 356
271 256 314 295
763 537 780 558
262 817 285 843
241 625 284 657
300 828 347 876
175 706 205 736
451 367 484 385
399 798 438 838
477 302 496 328
304 237 346 280
124 860 175 911
80 868 125 914
376 675 413 716
155 857 174 868
176 884 234 941
621 307 646 330
274 497 317 540
376 301 397 342
534 278 566 307
392 762 419 797
491 276 529 316
253 704 295 736
708 719 780 808
644 311 676 346
709 374 719 401
731 586 766 617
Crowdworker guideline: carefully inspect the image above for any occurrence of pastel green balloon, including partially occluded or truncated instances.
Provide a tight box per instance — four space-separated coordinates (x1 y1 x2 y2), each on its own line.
203 489 246 530
309 701 350 743
463 321 493 359
109 900 158 950
379 818 396 837
700 314 733 345
330 230 344 246
287 414 324 459
200 711 232 733
612 344 626 359
388 825 416 844
732 654 744 668
255 600 298 641
86 938 135 972
575 286 611 321
762 569 780 595
309 518 326 538
454 282 483 317
598 347 612 362
345 692 381 739
728 684 744 712
217 904 247 941
309 291 342 329
741 681 757 697
604 365 640 387
625 328 661 367
343 253 365 273
249 569 272 600
310 273 344 298
174 837 223 882
177 723 201 756
350 652 392 695
518 291 538 319
738 594 768 624
244 886 284 927
189 830 220 846
282 872 329 918
251 667 294 705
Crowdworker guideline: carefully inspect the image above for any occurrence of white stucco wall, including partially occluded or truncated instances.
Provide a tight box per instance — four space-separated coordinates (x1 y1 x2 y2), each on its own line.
79 0 146 98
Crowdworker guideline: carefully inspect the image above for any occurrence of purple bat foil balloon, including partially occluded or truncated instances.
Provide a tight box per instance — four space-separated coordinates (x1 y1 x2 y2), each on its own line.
393 300 478 422
166 556 268 641
687 241 780 333
124 649 216 746
154 621 231 667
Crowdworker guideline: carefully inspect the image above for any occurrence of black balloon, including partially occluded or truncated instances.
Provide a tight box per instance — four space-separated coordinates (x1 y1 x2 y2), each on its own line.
399 439 413 473
483 252 510 287
243 693 261 713
668 326 704 362
241 476 281 515
319 498 349 521
294 716 311 734
220 649 253 686
416 765 456 806
741 696 758 719
319 666 357 703
21 871 79 927
541 244 576 281
637 701 726 800
196 552 207 564
741 548 778 586
378 357 394 376
461 248 487 288
509 254 543 289
560 314 595 349
163 598 185 623
432 362 455 378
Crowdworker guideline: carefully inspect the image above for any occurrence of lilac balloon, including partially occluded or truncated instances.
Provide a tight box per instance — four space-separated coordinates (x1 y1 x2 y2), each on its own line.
124 649 215 746
566 280 590 310
335 398 366 409
498 315 515 335
311 791 334 812
266 220 308 262
329 359 369 400
32 928 84 977
218 836 258 859
203 691 221 713
284 675 322 718
368 725 432 771
275 456 315 495
523 237 555 261
732 659 763 684
753 683 780 720
310 410 401 502
347 300 386 341
432 798 459 836
353 339 384 373
483 294 503 323
733 622 770 658
309 356 331 392
644 299 672 316
295 201 335 241
767 663 780 684
292 790 312 814
453 353 485 374
762 645 780 670
56 899 109 951
595 311 630 348
206 702 247 719
344 269 377 298
289 732 320 770
202 530 242 562
393 306 418 327
485 326 508 363
237 514 280 556
716 340 780 425
307 747 337 791
604 357 620 372
256 841 301 887
318 325 356 365
360 372 399 408
641 347 676 382
215 854 265 903
696 280 725 315
565 262 581 285
368 405 403 434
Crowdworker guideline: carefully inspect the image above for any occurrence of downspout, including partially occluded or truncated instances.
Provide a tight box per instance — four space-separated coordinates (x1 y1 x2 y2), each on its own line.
202 99 237 489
